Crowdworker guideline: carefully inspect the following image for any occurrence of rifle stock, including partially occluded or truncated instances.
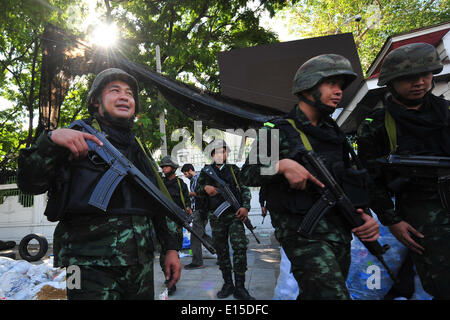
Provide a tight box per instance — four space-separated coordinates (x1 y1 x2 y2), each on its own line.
69 120 216 254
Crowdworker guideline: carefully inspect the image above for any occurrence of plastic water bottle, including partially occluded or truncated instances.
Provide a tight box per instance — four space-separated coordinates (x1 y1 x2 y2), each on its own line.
158 287 168 300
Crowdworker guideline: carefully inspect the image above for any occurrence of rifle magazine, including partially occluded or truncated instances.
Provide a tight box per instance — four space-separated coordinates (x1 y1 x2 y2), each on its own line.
297 195 334 238
88 166 126 212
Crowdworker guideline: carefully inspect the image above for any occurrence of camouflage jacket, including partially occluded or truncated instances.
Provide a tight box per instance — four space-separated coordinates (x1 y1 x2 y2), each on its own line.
356 108 400 226
195 163 251 212
239 106 352 243
17 125 180 267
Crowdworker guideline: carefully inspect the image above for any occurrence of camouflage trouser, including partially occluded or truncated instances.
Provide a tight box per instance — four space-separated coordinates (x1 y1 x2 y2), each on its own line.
397 189 450 299
280 235 351 300
66 262 154 300
209 209 249 275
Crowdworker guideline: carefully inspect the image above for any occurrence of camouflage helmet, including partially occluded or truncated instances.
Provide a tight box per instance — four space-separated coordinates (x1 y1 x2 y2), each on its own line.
292 54 357 95
87 68 140 115
378 43 443 86
160 155 179 169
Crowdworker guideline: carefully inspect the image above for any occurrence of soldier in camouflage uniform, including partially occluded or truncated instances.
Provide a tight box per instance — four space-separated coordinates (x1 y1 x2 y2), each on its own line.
240 54 380 300
17 68 182 300
195 139 254 300
357 43 450 299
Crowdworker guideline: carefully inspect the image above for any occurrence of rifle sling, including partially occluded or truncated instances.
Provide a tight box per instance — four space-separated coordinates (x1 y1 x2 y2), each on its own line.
177 177 187 210
134 135 173 202
385 110 397 153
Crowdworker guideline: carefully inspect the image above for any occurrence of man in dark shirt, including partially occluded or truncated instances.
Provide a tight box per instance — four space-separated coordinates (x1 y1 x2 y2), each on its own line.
181 163 212 270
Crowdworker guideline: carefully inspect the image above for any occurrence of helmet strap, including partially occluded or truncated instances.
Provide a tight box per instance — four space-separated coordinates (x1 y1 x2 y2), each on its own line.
298 89 336 116
95 99 135 129
387 81 434 107
164 167 177 178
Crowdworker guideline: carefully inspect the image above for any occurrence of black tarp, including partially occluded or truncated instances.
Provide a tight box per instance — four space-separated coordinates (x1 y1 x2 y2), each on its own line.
38 25 284 135
112 56 285 130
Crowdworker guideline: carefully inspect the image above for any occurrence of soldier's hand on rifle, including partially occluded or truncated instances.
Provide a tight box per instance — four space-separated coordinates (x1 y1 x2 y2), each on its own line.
236 207 249 222
204 185 218 197
389 221 425 255
49 128 103 159
186 207 193 215
351 209 380 242
164 250 182 289
277 159 324 190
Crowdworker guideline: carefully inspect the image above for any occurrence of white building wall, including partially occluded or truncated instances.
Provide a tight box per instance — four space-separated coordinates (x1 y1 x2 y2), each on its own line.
434 81 450 100
0 187 273 245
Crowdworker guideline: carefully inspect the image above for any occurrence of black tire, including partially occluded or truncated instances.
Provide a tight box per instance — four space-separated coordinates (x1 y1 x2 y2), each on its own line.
19 233 48 262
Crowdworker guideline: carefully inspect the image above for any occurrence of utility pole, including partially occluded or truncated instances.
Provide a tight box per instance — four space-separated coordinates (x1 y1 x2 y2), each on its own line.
156 45 168 157
335 14 362 34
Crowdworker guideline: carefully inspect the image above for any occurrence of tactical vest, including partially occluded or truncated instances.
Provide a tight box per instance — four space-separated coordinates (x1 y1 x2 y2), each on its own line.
164 177 187 210
44 119 173 221
381 104 450 154
262 117 369 215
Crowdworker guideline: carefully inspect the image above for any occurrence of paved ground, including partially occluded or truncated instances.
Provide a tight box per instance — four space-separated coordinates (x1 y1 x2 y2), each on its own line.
0 232 283 300
153 233 281 300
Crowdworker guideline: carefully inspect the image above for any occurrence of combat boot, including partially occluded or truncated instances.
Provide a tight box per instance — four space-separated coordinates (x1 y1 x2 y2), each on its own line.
217 271 235 299
233 273 255 300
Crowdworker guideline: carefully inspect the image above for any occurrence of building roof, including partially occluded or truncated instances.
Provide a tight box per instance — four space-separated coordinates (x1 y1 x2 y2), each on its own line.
336 22 450 134
367 22 450 79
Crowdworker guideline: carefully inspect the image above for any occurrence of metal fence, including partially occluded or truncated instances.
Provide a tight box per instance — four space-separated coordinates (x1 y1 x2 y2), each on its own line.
0 176 34 207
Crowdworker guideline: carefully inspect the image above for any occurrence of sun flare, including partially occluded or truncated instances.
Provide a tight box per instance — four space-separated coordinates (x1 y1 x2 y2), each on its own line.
90 23 118 48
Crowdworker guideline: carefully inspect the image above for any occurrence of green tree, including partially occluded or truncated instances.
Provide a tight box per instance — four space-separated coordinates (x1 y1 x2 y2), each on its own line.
0 0 73 171
273 0 450 73
0 0 288 172
107 0 286 154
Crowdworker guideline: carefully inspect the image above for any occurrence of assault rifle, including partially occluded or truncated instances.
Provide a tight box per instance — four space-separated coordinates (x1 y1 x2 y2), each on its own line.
202 165 261 244
377 154 450 211
295 148 398 283
69 120 216 254
377 154 450 176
